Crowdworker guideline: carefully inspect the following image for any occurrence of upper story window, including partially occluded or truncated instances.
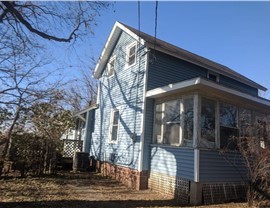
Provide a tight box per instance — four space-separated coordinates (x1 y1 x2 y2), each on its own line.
109 108 120 143
107 56 116 77
126 42 137 68
207 71 219 82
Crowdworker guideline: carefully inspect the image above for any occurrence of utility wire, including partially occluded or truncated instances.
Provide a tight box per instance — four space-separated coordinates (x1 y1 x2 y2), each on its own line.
154 0 158 52
138 0 141 38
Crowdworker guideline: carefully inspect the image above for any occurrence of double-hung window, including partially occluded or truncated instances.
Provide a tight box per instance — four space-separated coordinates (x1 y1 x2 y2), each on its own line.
109 109 119 142
126 42 137 67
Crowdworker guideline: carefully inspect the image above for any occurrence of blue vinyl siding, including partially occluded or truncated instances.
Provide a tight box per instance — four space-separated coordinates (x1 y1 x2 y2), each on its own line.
142 98 154 170
219 75 258 96
91 31 146 170
150 146 194 181
147 51 207 90
147 51 258 96
200 150 248 182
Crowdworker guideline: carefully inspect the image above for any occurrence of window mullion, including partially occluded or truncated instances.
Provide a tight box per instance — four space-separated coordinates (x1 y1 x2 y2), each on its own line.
179 99 184 146
161 103 165 144
216 101 220 149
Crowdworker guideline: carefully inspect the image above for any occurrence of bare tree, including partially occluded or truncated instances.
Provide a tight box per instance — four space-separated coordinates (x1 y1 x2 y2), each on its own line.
0 1 110 43
237 116 270 207
0 45 61 161
0 1 111 162
65 67 98 112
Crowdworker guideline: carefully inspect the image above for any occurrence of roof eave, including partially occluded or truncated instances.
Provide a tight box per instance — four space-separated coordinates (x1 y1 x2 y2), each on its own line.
93 22 145 79
145 42 267 92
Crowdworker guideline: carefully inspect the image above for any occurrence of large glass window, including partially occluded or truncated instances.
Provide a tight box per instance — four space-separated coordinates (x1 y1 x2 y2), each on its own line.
201 98 216 148
239 108 252 137
220 103 239 149
163 100 181 145
183 98 194 147
153 97 194 146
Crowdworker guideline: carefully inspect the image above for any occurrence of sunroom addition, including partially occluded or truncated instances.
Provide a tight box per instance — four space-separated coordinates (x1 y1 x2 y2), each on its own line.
148 77 270 149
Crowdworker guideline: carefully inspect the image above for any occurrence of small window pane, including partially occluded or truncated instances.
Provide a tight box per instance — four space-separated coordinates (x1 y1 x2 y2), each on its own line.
220 103 238 127
111 126 118 141
239 108 252 137
183 98 194 146
163 123 180 145
220 103 238 150
164 100 180 123
209 74 217 82
127 44 136 66
108 59 115 77
113 110 119 125
128 55 135 66
201 98 216 147
130 45 136 55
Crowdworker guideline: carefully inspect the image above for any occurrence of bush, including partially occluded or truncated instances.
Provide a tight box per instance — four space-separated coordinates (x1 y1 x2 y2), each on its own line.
9 133 63 176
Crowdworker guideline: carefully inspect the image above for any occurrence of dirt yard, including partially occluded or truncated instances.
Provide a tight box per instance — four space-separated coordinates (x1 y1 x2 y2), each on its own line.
0 171 247 208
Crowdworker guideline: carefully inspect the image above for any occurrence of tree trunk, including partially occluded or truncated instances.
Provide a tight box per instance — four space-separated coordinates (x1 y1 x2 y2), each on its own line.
4 106 21 161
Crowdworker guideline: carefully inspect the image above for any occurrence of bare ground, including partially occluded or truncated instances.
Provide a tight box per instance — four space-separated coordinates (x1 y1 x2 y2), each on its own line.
0 171 248 208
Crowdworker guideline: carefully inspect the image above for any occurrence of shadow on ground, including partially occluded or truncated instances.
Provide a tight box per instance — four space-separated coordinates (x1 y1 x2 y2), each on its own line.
0 199 180 208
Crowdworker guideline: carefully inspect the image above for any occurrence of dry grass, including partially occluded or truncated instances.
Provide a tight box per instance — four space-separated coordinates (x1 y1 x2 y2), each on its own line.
0 171 248 208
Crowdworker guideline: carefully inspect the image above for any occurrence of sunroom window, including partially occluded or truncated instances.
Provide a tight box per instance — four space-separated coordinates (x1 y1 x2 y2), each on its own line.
153 97 194 147
163 100 181 145
183 97 194 147
239 108 252 137
200 98 216 148
220 103 239 149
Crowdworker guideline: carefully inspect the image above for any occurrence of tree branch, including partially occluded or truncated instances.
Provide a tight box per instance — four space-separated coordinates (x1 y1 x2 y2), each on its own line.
2 1 80 42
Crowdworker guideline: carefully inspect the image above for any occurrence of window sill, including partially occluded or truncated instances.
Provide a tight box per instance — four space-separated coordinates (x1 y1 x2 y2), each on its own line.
150 144 194 150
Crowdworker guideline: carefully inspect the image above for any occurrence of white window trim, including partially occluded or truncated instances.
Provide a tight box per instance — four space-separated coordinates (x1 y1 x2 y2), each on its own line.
207 70 220 82
108 108 120 143
107 55 116 78
153 95 194 147
125 41 137 69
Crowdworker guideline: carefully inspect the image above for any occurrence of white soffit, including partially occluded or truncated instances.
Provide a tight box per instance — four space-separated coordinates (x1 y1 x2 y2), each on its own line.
146 77 270 107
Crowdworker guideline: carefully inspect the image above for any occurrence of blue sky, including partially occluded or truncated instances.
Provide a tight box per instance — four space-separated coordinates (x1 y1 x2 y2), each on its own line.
71 1 270 94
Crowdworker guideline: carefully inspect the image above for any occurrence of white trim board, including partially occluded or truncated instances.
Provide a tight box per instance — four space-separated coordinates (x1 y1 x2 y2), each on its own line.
146 77 270 108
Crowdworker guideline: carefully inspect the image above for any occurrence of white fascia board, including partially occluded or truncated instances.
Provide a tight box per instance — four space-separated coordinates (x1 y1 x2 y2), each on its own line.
200 79 270 107
146 77 270 107
93 22 145 79
73 104 99 117
146 78 201 98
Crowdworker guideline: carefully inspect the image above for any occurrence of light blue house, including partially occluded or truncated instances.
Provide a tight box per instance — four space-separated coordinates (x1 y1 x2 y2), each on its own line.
90 21 270 205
